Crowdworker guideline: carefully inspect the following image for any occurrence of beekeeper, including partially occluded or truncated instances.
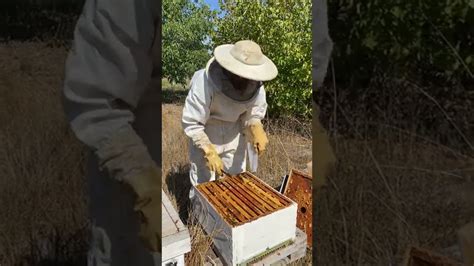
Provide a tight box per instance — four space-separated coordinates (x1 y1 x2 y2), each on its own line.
182 40 277 197
62 0 161 265
313 0 337 186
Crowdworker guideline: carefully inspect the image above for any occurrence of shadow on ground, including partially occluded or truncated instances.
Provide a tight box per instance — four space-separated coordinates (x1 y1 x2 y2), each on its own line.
165 164 192 224
162 89 188 105
22 257 86 266
17 226 89 266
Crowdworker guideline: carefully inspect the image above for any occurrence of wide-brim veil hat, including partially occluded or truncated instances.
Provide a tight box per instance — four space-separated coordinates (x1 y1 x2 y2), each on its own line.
213 40 278 81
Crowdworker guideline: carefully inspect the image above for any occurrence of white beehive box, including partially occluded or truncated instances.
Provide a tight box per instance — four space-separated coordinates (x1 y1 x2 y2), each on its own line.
162 190 191 266
193 172 298 266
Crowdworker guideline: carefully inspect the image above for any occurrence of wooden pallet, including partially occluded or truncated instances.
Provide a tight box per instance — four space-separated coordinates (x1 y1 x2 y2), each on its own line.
204 228 307 266
162 190 191 266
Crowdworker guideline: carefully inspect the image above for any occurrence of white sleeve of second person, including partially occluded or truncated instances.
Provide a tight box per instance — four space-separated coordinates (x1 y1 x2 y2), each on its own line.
313 0 333 87
182 71 213 149
62 0 158 181
243 85 268 127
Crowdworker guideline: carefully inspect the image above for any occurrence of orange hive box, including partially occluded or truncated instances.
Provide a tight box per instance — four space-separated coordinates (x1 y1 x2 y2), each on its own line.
282 169 313 249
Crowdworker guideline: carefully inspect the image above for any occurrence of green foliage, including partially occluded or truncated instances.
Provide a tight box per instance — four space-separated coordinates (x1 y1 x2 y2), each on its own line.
316 0 473 150
328 0 474 87
213 0 312 118
162 0 217 85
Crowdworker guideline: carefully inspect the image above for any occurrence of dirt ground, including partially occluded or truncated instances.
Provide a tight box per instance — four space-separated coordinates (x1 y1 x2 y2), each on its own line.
0 41 472 265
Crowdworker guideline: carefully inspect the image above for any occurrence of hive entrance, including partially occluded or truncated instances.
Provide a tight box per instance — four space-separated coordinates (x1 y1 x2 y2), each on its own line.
196 172 292 227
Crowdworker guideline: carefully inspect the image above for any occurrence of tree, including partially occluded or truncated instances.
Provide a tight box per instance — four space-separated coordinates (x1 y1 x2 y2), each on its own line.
213 0 312 118
162 0 216 85
328 0 474 87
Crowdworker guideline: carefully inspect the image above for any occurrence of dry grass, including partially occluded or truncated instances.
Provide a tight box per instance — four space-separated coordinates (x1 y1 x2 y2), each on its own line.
0 42 88 265
315 118 474 264
161 100 313 265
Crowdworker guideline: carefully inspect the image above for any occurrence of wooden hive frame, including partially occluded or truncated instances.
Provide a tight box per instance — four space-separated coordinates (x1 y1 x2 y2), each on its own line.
193 172 298 266
196 172 293 226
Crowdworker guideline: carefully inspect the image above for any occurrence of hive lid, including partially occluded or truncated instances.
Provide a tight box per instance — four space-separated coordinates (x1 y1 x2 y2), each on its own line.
162 190 191 261
196 172 293 227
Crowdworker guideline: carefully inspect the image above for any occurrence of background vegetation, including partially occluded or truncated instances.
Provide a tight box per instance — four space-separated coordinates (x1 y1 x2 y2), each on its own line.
314 0 473 264
320 0 473 151
162 0 216 85
213 0 312 118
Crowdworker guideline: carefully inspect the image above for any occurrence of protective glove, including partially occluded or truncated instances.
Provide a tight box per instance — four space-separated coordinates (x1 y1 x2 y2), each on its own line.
314 132 336 187
246 121 269 155
122 166 161 252
314 105 336 187
202 144 224 176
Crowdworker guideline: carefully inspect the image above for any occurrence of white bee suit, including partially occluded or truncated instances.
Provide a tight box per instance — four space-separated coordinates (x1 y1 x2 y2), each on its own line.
312 0 337 189
62 0 161 265
182 58 268 197
313 0 333 87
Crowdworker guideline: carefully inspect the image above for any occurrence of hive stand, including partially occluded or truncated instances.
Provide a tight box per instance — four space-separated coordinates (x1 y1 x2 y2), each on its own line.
162 190 191 266
204 227 307 266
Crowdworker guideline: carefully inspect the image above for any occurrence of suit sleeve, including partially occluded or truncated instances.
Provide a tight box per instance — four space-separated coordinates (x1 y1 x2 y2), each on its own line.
182 70 213 149
313 0 333 88
313 0 336 185
62 0 159 181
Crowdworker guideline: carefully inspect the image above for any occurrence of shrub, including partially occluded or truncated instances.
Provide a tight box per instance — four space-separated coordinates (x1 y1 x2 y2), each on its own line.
213 0 312 119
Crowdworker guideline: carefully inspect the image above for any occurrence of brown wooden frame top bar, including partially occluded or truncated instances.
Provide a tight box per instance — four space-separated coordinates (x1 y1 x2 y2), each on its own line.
196 172 292 227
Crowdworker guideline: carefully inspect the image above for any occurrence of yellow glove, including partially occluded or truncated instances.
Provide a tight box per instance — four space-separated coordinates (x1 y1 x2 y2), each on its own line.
314 132 336 187
314 105 336 187
202 144 224 176
123 166 161 252
246 121 269 155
